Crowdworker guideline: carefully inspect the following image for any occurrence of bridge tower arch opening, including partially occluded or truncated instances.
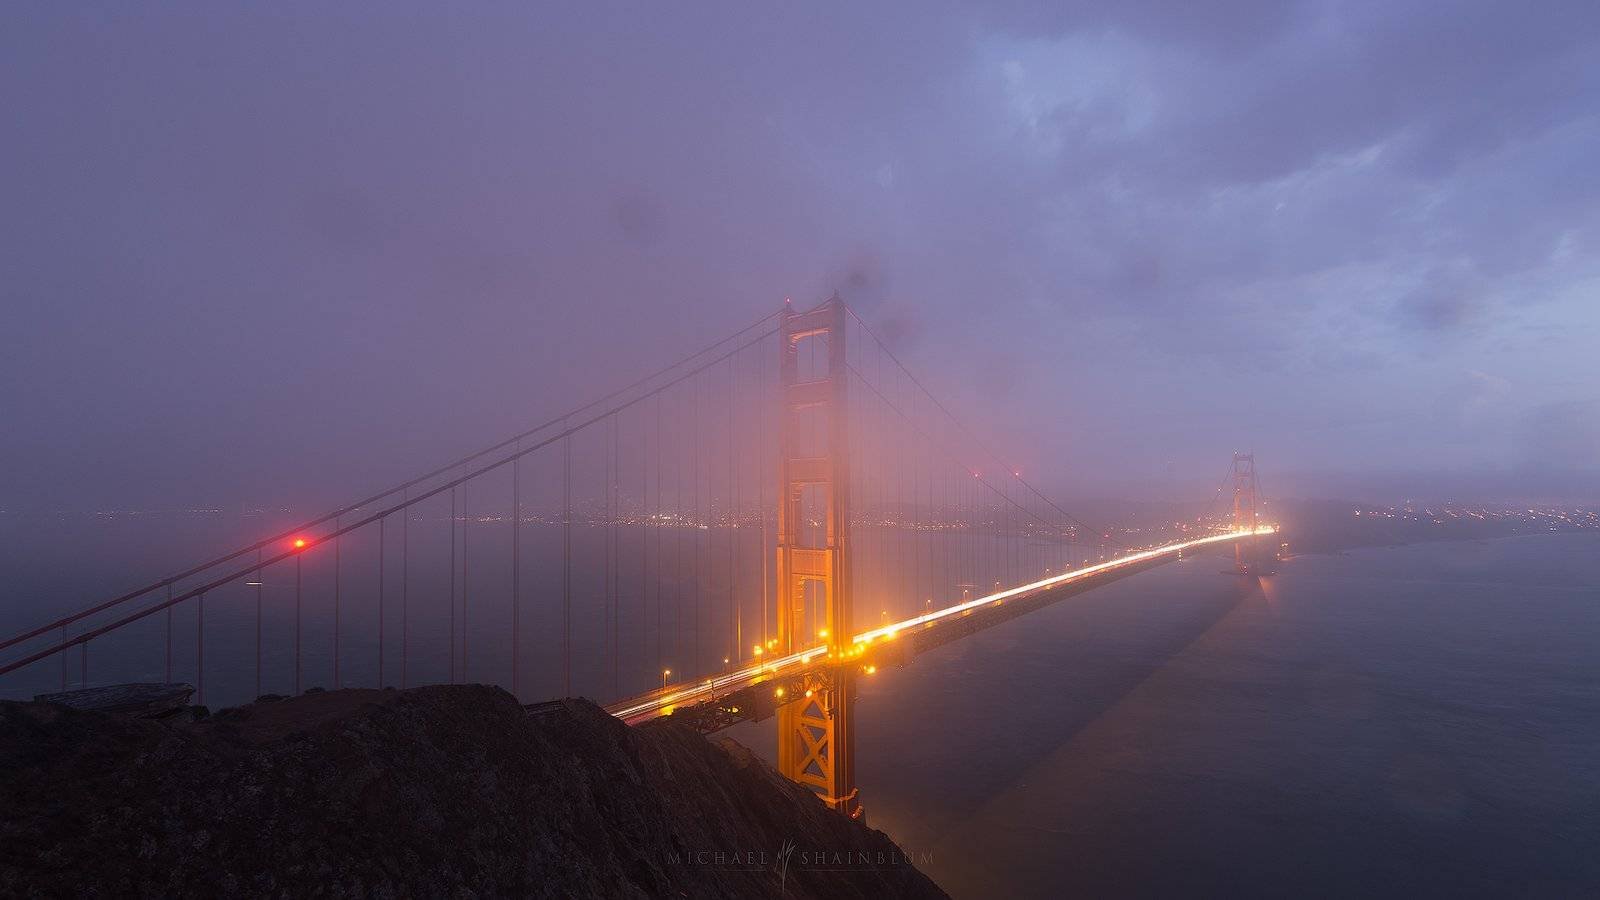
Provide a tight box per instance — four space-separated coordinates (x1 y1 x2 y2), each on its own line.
774 295 860 818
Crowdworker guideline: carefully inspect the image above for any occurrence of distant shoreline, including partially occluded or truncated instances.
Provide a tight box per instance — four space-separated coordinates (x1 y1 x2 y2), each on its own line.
1283 528 1599 559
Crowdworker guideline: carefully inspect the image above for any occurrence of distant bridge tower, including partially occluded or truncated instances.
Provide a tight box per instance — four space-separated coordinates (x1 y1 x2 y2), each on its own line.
774 296 860 818
1232 452 1259 575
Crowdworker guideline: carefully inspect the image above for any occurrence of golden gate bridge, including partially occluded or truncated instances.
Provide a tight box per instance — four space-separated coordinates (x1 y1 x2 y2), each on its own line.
0 296 1272 819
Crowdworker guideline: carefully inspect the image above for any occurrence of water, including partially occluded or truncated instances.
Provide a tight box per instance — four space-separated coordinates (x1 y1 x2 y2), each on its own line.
837 534 1600 897
7 513 1596 895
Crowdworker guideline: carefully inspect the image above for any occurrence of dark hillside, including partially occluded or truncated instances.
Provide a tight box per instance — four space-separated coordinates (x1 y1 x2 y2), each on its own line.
1 685 945 899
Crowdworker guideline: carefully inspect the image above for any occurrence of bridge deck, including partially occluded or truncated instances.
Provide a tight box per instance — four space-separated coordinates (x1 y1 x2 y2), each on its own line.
606 527 1271 732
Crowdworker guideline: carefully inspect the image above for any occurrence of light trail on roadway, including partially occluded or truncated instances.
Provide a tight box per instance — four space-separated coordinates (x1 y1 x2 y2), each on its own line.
608 525 1277 725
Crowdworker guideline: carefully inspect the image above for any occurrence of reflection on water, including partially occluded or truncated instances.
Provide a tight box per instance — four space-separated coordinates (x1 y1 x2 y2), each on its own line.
835 534 1600 897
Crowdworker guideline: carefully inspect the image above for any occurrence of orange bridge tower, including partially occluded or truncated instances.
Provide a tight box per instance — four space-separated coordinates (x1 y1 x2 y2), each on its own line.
774 296 859 818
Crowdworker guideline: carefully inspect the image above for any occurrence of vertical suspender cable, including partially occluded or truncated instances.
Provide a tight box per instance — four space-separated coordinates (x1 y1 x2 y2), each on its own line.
675 390 683 670
671 393 679 670
254 549 262 697
603 416 613 699
728 357 737 665
897 365 906 620
401 487 409 690
165 585 173 684
913 386 923 613
511 446 520 700
759 339 768 647
966 471 974 598
612 415 621 698
654 394 662 675
295 554 302 695
883 343 893 617
334 518 341 689
563 429 572 696
934 464 947 605
450 485 456 684
640 403 649 679
378 517 385 689
693 371 702 676
196 592 204 704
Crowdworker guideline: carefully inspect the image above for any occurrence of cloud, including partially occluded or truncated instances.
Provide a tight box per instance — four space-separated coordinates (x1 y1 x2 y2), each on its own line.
1 1 1598 506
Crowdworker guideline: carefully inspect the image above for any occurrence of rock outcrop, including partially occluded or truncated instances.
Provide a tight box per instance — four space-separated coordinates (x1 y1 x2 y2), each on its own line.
31 682 195 718
0 685 946 899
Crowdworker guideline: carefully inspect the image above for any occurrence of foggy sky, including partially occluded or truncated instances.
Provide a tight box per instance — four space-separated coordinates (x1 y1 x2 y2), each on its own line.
3 2 1598 510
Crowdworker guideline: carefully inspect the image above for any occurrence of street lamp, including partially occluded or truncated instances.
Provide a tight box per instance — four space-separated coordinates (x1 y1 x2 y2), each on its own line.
661 669 671 691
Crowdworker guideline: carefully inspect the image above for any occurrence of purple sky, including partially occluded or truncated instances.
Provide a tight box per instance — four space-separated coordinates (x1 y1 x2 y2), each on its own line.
3 2 1598 510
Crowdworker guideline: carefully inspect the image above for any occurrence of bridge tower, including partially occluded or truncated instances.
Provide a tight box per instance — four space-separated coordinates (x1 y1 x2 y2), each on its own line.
774 296 860 818
1232 452 1259 574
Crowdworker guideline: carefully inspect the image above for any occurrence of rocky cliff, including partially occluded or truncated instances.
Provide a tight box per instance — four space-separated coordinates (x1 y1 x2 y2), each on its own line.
1 685 946 899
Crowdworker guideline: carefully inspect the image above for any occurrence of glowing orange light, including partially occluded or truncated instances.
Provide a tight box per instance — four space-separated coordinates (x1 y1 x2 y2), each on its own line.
293 538 307 549
774 687 785 698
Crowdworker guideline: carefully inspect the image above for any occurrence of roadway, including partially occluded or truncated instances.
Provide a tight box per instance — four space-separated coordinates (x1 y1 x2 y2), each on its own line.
607 525 1277 729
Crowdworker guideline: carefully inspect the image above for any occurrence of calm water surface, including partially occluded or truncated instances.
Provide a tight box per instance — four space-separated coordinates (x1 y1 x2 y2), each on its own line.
836 535 1600 897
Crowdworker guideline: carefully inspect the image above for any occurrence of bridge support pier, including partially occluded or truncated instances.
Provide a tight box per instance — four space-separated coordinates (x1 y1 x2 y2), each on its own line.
774 296 860 818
